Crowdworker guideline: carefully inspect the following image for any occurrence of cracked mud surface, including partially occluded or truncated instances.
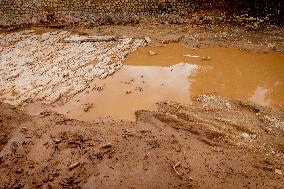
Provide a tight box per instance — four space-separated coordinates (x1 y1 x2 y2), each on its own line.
0 30 145 105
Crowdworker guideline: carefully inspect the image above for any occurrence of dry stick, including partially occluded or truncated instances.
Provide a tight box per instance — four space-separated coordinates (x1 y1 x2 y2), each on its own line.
173 161 181 176
69 162 80 170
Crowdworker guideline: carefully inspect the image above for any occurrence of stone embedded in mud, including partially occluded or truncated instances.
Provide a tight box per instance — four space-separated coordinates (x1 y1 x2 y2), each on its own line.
275 169 282 175
225 102 232 109
144 36 152 44
240 133 256 140
148 50 157 56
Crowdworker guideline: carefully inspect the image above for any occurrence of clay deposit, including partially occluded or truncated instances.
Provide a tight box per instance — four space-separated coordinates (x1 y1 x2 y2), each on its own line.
0 30 146 105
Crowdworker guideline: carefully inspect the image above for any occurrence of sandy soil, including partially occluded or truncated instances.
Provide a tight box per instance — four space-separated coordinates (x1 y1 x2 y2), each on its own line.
0 95 283 188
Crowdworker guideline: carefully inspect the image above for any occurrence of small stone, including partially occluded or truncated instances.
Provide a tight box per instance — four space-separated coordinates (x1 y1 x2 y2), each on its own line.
126 90 132 94
241 133 250 140
148 50 157 56
144 36 151 44
250 134 257 139
275 169 282 175
15 168 23 173
54 138 61 144
225 102 232 109
101 143 112 148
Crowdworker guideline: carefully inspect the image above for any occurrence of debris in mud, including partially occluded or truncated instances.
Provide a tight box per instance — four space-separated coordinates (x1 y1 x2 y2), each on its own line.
83 103 94 112
201 56 211 61
68 162 80 170
148 50 157 56
64 35 116 42
92 85 105 92
183 54 199 58
173 161 182 177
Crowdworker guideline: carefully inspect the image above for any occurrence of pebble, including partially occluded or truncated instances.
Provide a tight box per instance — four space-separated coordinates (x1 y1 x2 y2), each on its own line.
101 143 112 148
225 102 232 109
241 133 257 140
275 169 282 175
148 50 157 56
241 133 250 140
69 162 80 170
144 36 152 44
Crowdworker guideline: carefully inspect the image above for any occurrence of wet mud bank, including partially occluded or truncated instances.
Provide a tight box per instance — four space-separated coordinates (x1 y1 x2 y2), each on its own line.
0 95 283 188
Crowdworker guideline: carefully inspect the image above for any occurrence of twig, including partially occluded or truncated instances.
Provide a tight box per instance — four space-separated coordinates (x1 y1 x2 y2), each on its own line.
173 161 181 176
69 162 80 170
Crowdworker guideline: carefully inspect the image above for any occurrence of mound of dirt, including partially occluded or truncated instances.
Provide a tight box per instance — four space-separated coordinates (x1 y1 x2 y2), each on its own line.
0 95 283 188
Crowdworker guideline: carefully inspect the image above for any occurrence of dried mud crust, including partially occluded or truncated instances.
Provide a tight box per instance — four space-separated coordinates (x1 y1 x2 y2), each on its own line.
0 30 145 106
0 95 283 188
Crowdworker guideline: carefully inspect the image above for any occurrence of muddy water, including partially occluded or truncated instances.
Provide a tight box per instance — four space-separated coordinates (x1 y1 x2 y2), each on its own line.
25 43 284 121
52 63 197 121
125 43 284 109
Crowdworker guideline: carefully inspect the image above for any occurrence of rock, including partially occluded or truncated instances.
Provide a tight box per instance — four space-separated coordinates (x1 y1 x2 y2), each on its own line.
65 35 116 43
101 143 112 148
15 168 23 173
241 133 256 140
225 102 232 109
275 169 282 175
144 36 151 44
241 133 250 140
54 138 61 144
148 50 157 56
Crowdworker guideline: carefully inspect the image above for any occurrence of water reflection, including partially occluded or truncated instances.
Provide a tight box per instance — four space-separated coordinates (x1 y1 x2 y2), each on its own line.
53 63 197 121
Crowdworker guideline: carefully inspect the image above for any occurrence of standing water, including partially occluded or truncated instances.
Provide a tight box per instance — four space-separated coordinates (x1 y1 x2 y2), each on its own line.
25 43 284 121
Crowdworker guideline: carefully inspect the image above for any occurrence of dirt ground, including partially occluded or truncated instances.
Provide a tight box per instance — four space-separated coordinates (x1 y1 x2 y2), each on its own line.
1 19 284 188
0 94 283 189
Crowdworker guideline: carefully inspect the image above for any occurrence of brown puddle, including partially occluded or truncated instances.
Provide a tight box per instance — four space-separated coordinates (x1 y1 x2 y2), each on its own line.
25 43 284 121
51 63 197 121
125 43 284 109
